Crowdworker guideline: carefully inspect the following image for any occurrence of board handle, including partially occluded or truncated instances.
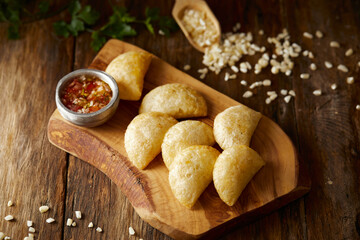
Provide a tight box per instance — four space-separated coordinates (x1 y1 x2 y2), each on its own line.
47 116 155 212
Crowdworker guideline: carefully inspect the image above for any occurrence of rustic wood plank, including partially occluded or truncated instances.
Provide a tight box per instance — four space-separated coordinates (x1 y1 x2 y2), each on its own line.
0 14 73 240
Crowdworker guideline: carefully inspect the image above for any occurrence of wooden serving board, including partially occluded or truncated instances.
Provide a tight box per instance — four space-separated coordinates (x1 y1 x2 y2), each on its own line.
48 39 310 239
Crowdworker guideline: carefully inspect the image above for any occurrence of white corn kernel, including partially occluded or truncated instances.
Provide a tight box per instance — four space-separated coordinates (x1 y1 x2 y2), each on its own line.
337 64 348 72
0 232 4 240
72 221 76 227
310 63 317 71
265 97 272 104
231 65 239 73
66 218 73 226
96 227 103 232
308 52 314 59
183 65 191 71
345 48 353 56
303 32 313 39
258 29 264 35
27 221 33 227
262 79 271 86
39 206 49 213
242 91 253 98
315 30 323 38
330 41 340 47
7 201 13 207
46 218 55 223
325 61 333 69
88 222 94 228
240 80 247 86
75 211 82 219
300 73 310 79
284 95 292 103
4 215 14 221
280 89 288 95
346 77 354 84
28 227 35 233
331 83 337 90
313 90 322 96
4 237 10 240
289 90 296 97
129 226 135 236
356 105 360 110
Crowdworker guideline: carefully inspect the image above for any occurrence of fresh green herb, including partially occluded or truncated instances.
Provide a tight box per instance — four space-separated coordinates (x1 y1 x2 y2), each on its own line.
53 0 99 37
1 0 178 51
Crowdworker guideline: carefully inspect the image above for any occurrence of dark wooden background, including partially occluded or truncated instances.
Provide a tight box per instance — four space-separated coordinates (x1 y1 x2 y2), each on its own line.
1 0 360 239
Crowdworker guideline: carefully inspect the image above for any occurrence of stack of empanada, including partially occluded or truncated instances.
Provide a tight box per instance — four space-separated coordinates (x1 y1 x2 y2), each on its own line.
107 51 266 208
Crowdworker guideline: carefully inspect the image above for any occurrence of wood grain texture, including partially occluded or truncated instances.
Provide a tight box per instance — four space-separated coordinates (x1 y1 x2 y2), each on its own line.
0 14 72 240
48 39 310 239
2 0 360 239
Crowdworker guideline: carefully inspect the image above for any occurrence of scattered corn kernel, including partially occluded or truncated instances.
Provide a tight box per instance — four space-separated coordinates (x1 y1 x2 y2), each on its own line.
310 63 317 71
356 105 360 110
303 32 313 39
4 215 14 221
325 61 333 69
313 90 322 96
345 48 353 56
331 83 337 90
75 211 82 219
284 95 292 103
66 218 73 226
39 206 49 213
242 91 253 98
71 221 76 227
183 65 191 71
337 64 348 72
315 30 323 38
96 227 102 233
88 222 94 228
46 218 55 224
7 201 13 207
289 90 296 97
346 77 354 84
300 73 310 79
330 41 340 47
129 226 136 236
28 227 35 233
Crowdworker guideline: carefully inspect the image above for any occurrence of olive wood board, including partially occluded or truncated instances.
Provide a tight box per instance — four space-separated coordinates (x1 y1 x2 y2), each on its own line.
47 39 310 239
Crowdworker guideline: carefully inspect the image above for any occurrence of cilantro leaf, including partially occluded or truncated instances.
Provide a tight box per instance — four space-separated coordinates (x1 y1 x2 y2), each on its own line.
67 17 84 36
53 20 70 37
91 31 107 51
144 18 154 34
38 1 50 14
8 23 20 39
78 5 99 25
69 0 81 16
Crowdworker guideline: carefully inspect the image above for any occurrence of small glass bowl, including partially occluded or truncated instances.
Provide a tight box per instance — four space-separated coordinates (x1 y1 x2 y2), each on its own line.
55 69 120 127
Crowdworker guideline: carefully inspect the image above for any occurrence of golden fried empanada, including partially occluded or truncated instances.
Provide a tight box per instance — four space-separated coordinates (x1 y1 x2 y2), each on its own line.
105 51 152 100
169 145 220 208
213 105 261 149
213 145 265 206
124 112 177 170
139 83 207 119
162 120 215 169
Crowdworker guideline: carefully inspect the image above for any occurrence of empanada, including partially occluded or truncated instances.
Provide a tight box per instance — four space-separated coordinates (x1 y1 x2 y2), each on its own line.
105 51 152 100
213 105 262 149
213 145 265 206
139 83 207 119
162 120 215 169
124 112 177 169
169 145 220 208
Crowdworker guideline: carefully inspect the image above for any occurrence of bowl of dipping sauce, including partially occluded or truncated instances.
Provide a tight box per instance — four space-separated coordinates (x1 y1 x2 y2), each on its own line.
55 69 120 127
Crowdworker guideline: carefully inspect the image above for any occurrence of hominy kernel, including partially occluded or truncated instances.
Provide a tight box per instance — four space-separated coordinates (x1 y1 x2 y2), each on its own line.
303 32 313 39
300 73 310 79
280 89 288 95
28 227 35 233
330 41 340 47
75 211 82 219
313 90 322 96
315 30 323 38
66 218 73 226
346 77 354 84
88 222 94 228
4 215 14 221
356 105 360 110
71 221 76 227
242 91 253 98
308 52 314 59
262 79 271 86
265 97 272 104
310 63 317 71
96 227 103 233
289 90 296 97
331 83 337 90
46 218 55 223
129 226 136 236
183 65 191 71
325 61 333 69
240 80 247 86
345 48 353 57
258 29 264 35
7 201 13 207
39 206 49 213
284 95 292 103
27 221 33 227
337 64 349 72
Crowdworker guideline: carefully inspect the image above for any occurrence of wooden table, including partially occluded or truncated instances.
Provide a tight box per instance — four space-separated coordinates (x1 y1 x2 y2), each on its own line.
1 0 359 239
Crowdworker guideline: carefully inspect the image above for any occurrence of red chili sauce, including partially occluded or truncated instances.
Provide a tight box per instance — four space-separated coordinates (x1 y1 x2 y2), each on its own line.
61 75 112 113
